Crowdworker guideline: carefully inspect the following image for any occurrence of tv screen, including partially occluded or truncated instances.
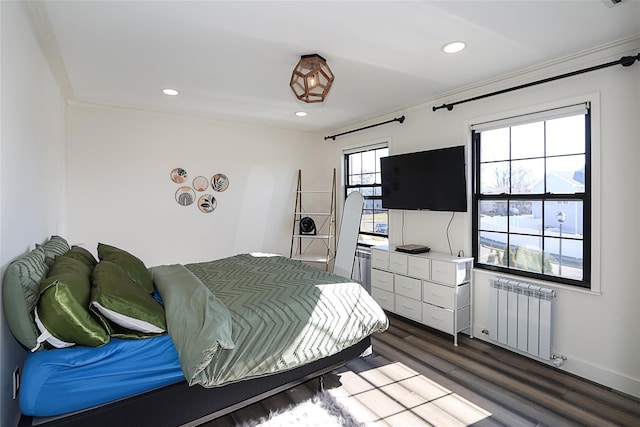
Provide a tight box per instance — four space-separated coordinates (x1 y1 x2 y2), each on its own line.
381 146 467 212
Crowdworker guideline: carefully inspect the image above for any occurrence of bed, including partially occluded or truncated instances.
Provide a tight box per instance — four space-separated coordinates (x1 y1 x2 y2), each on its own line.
3 237 388 426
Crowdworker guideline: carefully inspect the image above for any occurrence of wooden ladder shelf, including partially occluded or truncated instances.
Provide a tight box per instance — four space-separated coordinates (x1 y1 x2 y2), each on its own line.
289 169 337 271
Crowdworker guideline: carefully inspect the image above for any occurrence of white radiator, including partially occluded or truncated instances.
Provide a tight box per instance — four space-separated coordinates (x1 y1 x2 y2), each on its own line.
353 246 371 293
489 277 555 360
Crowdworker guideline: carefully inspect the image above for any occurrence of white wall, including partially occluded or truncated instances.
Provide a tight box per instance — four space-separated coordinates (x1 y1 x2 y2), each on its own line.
65 103 327 266
0 2 67 426
324 39 640 398
2 7 638 427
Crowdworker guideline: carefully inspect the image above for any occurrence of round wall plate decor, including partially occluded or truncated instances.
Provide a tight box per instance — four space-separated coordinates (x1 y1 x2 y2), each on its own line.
198 194 217 213
171 167 188 183
175 186 195 206
192 176 209 192
211 173 229 192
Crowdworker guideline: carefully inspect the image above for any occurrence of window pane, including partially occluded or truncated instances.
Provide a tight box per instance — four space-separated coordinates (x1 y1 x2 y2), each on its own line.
361 150 375 173
508 201 542 236
511 158 543 194
506 236 549 274
362 173 376 185
349 153 362 175
479 204 508 232
511 121 544 159
546 114 585 156
546 155 585 193
360 217 373 233
360 186 374 197
478 231 508 265
544 237 583 280
349 174 362 185
543 200 583 237
480 161 510 194
480 128 510 162
373 210 388 234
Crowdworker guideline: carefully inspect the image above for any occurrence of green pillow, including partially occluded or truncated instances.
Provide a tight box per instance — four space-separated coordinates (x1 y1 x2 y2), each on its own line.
38 235 71 268
97 243 154 293
2 246 48 350
64 246 98 268
35 256 110 349
91 261 166 336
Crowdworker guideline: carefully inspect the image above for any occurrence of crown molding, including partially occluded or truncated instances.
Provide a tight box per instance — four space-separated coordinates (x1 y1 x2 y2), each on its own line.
22 0 75 100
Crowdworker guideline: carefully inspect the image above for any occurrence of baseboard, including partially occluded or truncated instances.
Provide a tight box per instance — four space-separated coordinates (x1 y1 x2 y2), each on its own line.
472 323 640 399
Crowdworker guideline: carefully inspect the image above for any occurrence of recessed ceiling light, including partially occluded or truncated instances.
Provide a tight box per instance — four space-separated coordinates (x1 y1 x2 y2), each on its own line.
162 88 180 96
295 111 308 117
442 41 466 54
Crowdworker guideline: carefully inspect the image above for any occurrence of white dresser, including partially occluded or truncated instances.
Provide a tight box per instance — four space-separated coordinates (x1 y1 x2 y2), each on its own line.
371 246 473 345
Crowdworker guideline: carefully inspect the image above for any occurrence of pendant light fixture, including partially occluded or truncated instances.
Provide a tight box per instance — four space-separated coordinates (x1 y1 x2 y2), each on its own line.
289 54 334 103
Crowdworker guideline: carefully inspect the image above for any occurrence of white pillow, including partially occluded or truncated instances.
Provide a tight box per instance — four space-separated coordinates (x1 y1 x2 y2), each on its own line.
91 301 165 334
33 308 75 351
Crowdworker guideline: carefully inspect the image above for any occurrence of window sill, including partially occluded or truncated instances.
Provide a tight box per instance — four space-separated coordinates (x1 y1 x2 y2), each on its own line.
473 268 602 296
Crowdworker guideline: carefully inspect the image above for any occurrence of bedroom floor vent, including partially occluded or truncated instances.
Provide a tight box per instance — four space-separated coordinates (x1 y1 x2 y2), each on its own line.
353 246 371 293
489 277 555 360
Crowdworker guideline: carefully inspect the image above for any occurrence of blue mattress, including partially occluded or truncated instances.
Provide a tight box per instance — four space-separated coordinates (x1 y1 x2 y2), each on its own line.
20 334 185 417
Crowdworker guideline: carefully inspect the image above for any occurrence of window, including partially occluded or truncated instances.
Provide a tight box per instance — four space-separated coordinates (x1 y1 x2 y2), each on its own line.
472 103 591 288
344 144 389 240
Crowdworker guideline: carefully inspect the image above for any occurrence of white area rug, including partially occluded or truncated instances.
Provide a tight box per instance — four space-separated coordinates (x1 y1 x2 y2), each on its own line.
239 390 364 427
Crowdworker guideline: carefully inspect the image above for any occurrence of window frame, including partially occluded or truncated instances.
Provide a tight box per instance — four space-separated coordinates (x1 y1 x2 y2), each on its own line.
343 144 388 238
471 104 592 289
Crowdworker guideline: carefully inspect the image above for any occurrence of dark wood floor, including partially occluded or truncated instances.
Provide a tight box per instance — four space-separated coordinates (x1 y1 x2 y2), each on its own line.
205 314 640 426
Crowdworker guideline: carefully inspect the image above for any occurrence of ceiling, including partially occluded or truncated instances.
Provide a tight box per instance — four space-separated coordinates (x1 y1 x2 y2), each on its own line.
31 1 640 133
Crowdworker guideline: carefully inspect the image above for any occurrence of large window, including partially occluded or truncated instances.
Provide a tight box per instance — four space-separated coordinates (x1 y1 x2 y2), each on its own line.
344 144 388 240
472 103 591 288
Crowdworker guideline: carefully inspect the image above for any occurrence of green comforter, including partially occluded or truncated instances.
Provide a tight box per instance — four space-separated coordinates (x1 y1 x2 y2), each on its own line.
151 253 388 387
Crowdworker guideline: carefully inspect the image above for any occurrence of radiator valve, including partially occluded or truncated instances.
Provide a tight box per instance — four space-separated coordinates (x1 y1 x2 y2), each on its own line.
551 353 567 367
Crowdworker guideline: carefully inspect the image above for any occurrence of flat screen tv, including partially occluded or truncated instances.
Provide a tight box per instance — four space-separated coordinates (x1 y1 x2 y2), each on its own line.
381 146 467 212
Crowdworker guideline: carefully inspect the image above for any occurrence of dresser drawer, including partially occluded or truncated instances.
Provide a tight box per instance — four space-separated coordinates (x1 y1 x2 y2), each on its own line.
371 269 394 292
389 252 408 275
408 256 430 280
457 283 471 308
422 303 454 334
431 260 470 286
395 295 422 322
422 281 455 309
371 287 394 311
371 249 389 270
395 275 421 300
456 305 471 332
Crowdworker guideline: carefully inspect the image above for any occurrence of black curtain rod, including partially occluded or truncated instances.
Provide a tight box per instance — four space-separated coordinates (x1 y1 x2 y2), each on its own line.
433 53 640 112
324 116 405 141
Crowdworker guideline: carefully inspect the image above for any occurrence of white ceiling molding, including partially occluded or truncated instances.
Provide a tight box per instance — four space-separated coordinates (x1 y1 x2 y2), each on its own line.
22 1 75 101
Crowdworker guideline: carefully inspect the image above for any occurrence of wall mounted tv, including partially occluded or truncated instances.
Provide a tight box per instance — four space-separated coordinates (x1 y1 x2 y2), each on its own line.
381 145 467 212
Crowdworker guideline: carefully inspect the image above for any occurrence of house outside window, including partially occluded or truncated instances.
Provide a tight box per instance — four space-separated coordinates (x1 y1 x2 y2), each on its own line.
344 144 388 242
472 103 591 288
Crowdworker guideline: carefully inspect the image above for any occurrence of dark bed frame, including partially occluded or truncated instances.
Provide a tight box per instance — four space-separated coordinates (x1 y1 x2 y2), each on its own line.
21 337 371 427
